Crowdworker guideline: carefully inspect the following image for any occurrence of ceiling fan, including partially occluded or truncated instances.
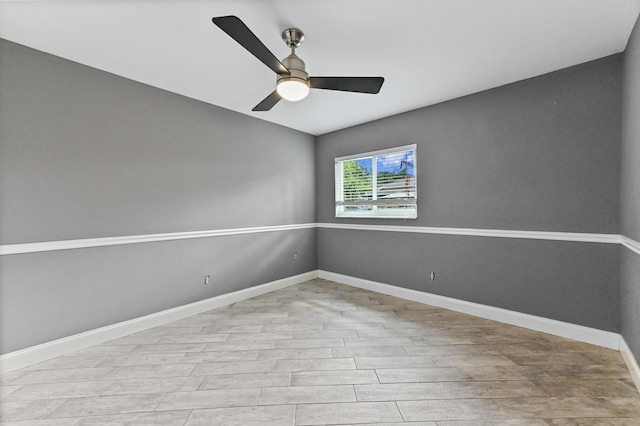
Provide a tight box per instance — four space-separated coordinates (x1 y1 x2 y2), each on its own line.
211 16 385 111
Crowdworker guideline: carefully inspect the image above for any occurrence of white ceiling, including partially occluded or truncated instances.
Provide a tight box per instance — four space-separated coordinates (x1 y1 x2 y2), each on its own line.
1 0 639 135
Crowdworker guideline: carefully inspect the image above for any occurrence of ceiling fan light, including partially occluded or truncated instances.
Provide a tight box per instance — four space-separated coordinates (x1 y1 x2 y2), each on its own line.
277 78 309 102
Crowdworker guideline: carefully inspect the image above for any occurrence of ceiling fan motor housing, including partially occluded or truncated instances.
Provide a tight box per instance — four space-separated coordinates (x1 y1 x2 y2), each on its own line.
277 53 309 86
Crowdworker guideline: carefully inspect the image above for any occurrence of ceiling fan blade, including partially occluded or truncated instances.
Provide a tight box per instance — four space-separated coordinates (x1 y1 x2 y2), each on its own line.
309 77 384 94
212 16 289 75
252 90 282 111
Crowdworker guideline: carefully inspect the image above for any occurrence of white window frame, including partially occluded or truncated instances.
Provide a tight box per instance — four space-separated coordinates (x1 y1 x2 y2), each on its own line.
335 144 417 219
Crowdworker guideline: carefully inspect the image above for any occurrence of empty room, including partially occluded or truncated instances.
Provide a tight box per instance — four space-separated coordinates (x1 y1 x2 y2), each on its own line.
1 0 640 424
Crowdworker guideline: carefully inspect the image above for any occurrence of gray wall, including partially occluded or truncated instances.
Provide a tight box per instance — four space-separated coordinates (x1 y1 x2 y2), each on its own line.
319 230 619 331
0 39 317 354
317 55 622 331
621 15 640 360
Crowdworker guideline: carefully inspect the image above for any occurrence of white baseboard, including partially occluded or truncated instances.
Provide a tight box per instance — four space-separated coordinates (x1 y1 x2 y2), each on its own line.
318 270 621 350
0 270 318 374
620 336 640 393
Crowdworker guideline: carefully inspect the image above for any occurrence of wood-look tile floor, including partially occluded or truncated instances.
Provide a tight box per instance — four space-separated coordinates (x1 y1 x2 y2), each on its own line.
1 279 639 425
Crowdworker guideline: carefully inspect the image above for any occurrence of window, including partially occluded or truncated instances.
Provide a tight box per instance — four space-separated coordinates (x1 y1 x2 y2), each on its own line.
335 144 417 219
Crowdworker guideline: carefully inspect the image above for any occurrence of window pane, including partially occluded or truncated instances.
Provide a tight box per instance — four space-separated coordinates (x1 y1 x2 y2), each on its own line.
376 150 415 200
342 158 372 202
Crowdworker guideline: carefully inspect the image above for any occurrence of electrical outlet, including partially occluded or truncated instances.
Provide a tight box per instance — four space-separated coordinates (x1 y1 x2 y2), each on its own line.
293 252 298 259
204 275 211 285
429 271 436 281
